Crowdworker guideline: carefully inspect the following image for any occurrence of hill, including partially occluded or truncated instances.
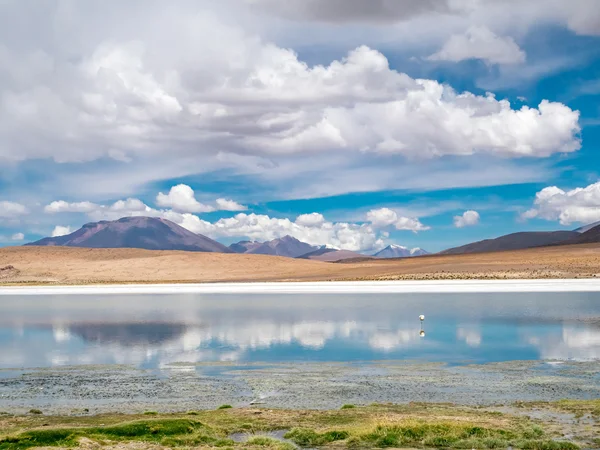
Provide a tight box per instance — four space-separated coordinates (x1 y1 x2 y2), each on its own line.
441 231 580 255
2 242 600 284
26 217 231 253
298 247 369 262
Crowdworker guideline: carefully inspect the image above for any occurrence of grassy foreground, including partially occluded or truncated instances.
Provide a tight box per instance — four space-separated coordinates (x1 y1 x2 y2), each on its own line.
1 402 599 449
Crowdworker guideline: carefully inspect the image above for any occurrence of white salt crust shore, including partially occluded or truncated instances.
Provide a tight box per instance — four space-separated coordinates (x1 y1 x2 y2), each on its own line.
1 279 600 295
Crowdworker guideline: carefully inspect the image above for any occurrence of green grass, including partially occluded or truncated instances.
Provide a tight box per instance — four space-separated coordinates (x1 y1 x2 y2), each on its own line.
0 419 218 449
0 402 591 449
245 436 295 449
284 428 350 446
218 404 233 410
341 404 356 409
27 409 42 415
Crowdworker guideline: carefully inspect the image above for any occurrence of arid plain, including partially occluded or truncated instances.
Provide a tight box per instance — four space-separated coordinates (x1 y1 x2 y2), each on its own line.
1 243 600 285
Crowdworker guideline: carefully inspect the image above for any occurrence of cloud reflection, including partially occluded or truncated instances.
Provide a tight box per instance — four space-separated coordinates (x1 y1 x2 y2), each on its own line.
528 325 600 360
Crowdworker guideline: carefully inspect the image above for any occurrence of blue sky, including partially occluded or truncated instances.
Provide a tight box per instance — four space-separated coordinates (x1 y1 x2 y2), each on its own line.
0 0 599 253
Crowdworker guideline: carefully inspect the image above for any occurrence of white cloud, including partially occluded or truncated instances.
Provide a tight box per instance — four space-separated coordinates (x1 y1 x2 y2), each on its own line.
366 208 430 232
156 185 215 213
42 190 385 251
0 201 28 218
453 210 480 228
215 198 248 212
11 232 24 241
0 4 581 169
170 212 383 251
295 213 326 227
45 201 99 214
428 26 526 65
522 182 600 225
51 226 73 237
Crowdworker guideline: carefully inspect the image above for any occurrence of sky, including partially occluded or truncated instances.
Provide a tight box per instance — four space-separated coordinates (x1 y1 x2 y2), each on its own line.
0 0 599 253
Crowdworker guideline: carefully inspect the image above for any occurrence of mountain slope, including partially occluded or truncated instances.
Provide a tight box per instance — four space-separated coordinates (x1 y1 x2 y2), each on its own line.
574 220 600 233
374 245 429 258
235 235 317 258
298 247 368 262
26 217 232 253
441 231 580 255
569 224 600 244
229 241 262 253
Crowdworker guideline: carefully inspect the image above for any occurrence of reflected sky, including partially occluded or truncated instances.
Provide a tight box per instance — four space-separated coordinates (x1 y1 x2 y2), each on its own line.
0 293 599 368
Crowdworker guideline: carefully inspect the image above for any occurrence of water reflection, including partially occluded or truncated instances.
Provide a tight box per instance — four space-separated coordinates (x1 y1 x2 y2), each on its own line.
0 292 599 368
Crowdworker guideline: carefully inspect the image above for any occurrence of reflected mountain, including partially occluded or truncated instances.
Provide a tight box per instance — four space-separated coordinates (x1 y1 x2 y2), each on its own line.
68 323 189 346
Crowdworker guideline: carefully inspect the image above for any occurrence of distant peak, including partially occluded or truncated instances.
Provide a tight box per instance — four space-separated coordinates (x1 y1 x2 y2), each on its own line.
389 244 408 249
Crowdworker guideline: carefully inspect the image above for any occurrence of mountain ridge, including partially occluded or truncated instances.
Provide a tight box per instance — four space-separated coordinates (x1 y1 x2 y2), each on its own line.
229 235 318 258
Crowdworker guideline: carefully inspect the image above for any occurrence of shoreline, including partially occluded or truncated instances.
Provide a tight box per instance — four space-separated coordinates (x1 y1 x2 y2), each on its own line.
2 278 600 295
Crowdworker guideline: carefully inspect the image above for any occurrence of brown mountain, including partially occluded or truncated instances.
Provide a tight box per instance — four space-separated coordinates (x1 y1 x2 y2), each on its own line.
26 216 232 253
440 231 580 255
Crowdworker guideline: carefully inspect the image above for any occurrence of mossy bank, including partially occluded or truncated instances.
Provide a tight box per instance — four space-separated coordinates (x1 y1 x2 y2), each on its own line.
1 401 598 449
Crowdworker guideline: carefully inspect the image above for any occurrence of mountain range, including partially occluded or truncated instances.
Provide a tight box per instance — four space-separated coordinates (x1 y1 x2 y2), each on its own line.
26 217 232 253
229 235 317 258
25 215 600 258
441 223 600 255
373 244 429 258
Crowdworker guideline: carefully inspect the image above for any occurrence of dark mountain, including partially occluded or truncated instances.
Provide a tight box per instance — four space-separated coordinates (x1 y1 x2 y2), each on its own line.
229 240 262 253
373 245 429 258
26 216 232 253
574 220 600 234
568 224 600 245
298 247 369 262
231 235 317 258
440 231 580 255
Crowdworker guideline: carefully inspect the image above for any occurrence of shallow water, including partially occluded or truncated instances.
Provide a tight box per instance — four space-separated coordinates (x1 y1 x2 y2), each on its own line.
0 292 599 369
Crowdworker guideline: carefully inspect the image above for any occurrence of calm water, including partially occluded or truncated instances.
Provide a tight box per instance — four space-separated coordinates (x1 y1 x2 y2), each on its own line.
1 293 599 369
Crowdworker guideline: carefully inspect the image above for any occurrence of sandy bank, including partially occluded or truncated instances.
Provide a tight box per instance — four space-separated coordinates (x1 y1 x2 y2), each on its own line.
1 244 600 286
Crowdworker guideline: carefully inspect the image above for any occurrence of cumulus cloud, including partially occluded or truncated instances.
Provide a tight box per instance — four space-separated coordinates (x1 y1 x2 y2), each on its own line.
51 226 73 237
156 185 215 213
522 182 600 225
428 26 526 65
366 208 430 232
172 212 384 252
43 189 389 251
0 3 581 169
11 232 24 241
215 198 248 212
0 201 28 218
453 210 480 228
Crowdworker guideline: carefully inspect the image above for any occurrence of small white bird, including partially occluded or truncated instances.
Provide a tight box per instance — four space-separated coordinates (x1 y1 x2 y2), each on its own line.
419 315 425 321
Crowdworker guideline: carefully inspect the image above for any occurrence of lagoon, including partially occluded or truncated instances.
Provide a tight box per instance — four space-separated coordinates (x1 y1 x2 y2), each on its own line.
1 292 599 369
